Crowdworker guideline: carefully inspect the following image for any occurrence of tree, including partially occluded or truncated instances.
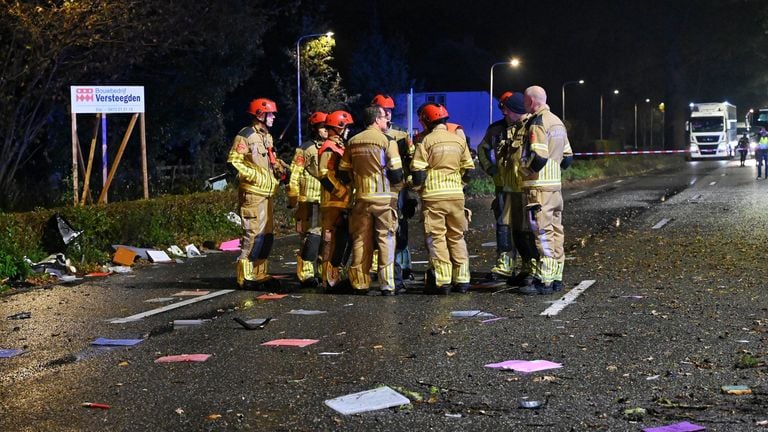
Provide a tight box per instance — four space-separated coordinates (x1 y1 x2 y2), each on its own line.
0 0 290 209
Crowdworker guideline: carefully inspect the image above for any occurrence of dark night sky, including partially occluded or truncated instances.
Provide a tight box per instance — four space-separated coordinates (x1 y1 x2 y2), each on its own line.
316 0 768 122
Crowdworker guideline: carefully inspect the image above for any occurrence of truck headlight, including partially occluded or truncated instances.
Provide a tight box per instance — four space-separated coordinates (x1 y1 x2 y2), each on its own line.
689 144 699 152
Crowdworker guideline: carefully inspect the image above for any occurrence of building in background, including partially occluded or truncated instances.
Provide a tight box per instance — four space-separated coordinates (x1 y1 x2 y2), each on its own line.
392 91 500 149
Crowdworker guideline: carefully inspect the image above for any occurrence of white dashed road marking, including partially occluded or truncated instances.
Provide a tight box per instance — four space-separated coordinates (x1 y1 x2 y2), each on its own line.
540 280 595 317
110 290 235 324
709 181 717 186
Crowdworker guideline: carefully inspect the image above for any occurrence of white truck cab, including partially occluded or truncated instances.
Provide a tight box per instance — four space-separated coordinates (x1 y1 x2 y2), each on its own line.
687 102 737 160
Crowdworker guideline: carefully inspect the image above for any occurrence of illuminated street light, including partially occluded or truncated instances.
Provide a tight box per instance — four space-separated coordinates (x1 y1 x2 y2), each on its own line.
296 32 333 146
489 58 521 123
600 89 620 141
561 79 584 122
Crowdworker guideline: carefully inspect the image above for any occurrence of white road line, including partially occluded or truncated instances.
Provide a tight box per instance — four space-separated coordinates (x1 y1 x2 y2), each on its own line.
652 218 670 229
540 280 595 316
110 290 235 324
571 190 586 196
709 181 717 186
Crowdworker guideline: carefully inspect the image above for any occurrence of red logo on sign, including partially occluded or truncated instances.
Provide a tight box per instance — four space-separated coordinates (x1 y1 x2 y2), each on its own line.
75 88 94 102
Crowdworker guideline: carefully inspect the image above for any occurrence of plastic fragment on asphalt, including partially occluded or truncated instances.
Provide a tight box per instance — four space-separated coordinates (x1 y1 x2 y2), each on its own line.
256 293 287 300
484 359 562 373
173 319 208 327
519 398 543 409
287 309 327 315
144 297 176 303
112 247 138 266
91 338 143 346
219 239 241 251
171 290 210 296
722 385 752 395
155 354 211 363
185 244 203 258
481 241 497 247
106 265 132 273
85 272 111 277
112 245 150 260
445 413 462 418
325 386 411 415
7 311 31 320
81 402 111 409
450 310 495 318
167 245 185 257
261 339 319 347
319 352 343 356
642 421 706 432
234 317 271 330
0 349 25 358
646 375 660 380
147 250 173 263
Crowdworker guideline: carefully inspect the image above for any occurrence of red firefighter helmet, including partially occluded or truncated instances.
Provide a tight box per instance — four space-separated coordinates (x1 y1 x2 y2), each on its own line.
498 91 513 109
417 102 449 124
247 98 277 116
371 94 395 109
309 111 328 126
325 110 354 129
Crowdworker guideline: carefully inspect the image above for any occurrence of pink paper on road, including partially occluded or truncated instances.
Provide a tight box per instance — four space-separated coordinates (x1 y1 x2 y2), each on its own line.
261 339 319 347
219 239 241 251
256 293 288 300
154 354 211 363
484 359 562 373
642 421 706 432
171 290 210 296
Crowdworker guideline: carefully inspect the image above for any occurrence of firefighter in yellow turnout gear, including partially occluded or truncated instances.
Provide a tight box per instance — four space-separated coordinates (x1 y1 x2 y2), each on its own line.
318 110 354 291
287 112 327 288
411 102 475 294
478 91 529 279
338 105 404 295
228 98 289 290
517 86 573 295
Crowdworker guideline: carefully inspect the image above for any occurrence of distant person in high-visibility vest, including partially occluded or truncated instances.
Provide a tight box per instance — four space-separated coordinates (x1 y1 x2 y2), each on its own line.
518 86 573 295
757 128 768 179
411 102 475 294
228 98 289 291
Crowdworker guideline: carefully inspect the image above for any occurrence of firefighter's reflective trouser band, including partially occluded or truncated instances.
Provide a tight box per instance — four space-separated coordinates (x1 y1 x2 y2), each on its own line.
526 188 564 284
423 198 470 286
348 199 398 290
238 194 274 285
320 207 347 287
296 202 321 282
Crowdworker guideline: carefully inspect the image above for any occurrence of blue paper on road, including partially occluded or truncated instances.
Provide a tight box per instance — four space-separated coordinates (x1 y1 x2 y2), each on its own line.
451 310 495 318
91 338 144 346
0 349 25 358
642 421 706 432
325 386 411 415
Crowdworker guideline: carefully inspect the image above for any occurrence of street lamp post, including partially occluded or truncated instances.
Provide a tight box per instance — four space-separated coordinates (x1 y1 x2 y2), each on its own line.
600 89 619 141
561 79 584 122
296 32 333 146
488 58 520 124
634 102 638 150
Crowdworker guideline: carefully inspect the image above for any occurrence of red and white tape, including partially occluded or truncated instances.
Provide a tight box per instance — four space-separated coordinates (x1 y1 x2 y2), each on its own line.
574 149 689 156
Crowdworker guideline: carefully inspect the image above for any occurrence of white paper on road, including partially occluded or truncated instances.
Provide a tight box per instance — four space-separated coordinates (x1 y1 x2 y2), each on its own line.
450 310 495 318
652 218 670 229
540 280 596 317
325 386 410 415
287 309 327 315
147 250 172 263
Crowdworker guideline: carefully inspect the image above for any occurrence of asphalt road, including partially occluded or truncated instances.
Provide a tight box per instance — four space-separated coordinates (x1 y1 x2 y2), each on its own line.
2 158 767 431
